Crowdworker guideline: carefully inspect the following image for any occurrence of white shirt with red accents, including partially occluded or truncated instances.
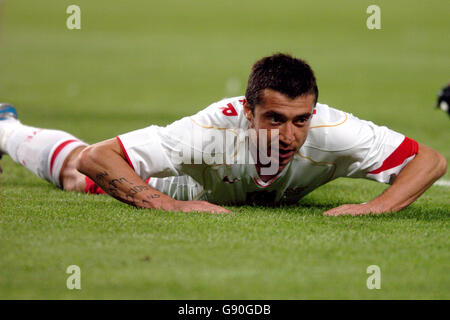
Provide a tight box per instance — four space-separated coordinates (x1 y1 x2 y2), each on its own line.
117 96 418 205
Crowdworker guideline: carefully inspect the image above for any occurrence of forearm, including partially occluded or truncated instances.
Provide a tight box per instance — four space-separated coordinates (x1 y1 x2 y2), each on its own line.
324 144 446 216
76 138 230 214
367 143 447 212
77 139 173 209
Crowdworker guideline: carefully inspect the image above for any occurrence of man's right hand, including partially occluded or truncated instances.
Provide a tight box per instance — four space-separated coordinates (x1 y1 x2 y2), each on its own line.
167 200 231 214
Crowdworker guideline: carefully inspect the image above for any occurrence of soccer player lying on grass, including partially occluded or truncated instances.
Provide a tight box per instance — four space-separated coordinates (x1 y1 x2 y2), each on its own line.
0 54 446 215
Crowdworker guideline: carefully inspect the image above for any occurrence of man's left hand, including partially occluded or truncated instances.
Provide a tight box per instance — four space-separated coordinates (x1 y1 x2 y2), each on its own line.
323 143 446 217
323 203 385 216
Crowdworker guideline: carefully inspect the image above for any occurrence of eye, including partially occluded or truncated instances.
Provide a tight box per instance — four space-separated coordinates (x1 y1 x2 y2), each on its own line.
268 114 282 125
269 116 279 124
294 114 311 126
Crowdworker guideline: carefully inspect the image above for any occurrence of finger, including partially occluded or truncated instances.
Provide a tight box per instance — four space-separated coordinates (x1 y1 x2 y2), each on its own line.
201 202 231 214
215 205 231 214
323 205 345 215
323 211 344 216
324 205 373 216
323 205 353 216
210 207 231 214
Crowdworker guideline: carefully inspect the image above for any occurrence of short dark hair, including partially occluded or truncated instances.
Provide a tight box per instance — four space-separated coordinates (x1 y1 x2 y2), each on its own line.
245 53 318 111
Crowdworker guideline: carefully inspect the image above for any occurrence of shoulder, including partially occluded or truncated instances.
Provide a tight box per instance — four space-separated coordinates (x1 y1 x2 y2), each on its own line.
304 103 375 151
156 97 247 157
157 96 247 140
189 96 248 130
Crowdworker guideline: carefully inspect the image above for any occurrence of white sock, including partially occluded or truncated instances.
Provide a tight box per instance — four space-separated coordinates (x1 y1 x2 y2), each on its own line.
0 119 87 188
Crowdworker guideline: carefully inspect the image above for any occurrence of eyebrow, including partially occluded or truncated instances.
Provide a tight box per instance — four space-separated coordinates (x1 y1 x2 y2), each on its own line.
264 111 286 121
264 111 312 122
293 113 312 121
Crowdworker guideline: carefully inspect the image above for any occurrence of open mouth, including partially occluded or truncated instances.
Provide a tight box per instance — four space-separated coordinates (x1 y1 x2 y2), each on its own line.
279 149 295 159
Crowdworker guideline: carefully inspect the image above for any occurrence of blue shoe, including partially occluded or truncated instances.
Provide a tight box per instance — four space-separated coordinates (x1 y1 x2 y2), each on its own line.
0 103 18 163
0 103 18 120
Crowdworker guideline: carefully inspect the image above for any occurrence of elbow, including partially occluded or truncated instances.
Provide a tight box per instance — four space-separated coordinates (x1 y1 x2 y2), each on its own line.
76 138 125 177
427 147 447 180
76 145 101 176
435 152 447 179
419 145 447 180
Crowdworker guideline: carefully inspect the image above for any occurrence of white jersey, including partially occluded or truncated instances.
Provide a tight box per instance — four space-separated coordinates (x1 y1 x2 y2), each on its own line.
117 96 418 205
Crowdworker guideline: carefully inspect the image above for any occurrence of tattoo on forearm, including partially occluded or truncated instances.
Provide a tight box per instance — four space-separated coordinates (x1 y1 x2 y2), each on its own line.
95 171 109 184
125 185 149 201
109 177 131 188
92 171 159 207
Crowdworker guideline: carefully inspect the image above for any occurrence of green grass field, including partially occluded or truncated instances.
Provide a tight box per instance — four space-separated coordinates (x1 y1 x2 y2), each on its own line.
0 0 449 299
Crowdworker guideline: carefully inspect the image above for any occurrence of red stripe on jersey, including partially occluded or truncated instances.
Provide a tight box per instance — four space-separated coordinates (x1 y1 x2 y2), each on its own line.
84 177 151 195
84 176 106 194
369 137 419 174
49 139 77 175
116 136 134 170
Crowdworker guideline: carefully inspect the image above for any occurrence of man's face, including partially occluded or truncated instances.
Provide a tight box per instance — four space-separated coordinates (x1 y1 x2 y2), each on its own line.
243 89 315 172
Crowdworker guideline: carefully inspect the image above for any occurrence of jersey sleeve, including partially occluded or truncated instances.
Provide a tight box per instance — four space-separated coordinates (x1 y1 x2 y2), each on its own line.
116 97 246 181
116 124 183 180
329 113 419 184
117 115 211 181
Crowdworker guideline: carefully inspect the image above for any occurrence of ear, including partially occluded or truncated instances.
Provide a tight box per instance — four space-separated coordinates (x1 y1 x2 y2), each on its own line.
242 99 253 122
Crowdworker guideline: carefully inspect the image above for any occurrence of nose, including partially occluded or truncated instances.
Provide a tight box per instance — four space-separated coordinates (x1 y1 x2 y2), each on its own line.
279 122 295 145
